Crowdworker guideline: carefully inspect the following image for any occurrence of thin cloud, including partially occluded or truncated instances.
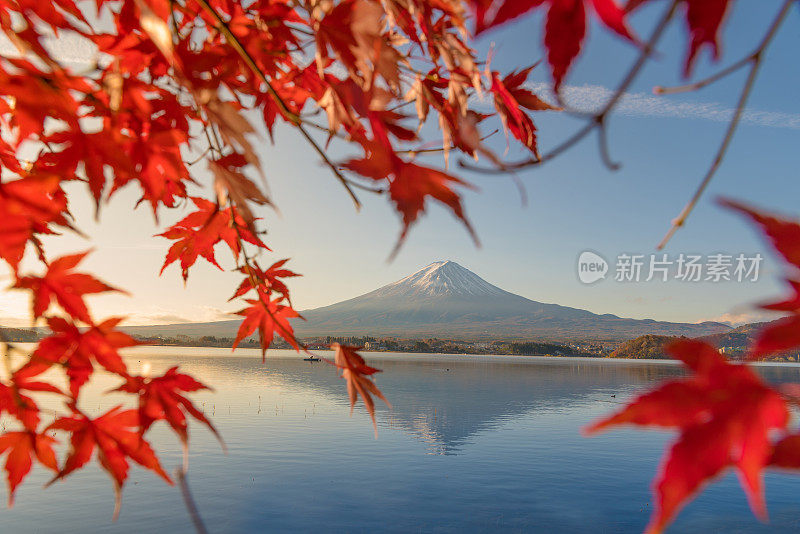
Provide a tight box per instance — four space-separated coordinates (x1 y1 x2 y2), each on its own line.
530 82 800 130
123 306 237 326
696 310 774 327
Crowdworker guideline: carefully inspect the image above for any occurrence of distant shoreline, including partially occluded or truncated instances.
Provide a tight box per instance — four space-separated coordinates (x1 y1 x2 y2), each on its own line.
133 336 610 358
4 326 798 362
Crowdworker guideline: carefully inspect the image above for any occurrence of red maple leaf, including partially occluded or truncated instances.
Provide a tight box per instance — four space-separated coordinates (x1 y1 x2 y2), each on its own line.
94 83 194 213
758 279 800 313
15 251 119 324
721 199 800 270
330 343 390 436
29 317 135 398
490 66 560 156
0 175 69 270
0 58 89 141
680 0 732 76
473 0 635 89
230 258 301 303
14 0 88 31
38 129 133 210
48 406 172 519
314 0 400 88
0 431 58 506
158 197 267 281
0 364 61 431
233 292 301 359
771 433 800 469
750 315 800 359
343 139 477 250
586 340 788 533
390 163 475 243
628 0 733 77
720 199 800 358
116 366 222 447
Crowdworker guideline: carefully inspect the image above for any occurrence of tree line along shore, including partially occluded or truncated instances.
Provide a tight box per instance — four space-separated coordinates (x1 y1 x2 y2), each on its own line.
3 322 796 361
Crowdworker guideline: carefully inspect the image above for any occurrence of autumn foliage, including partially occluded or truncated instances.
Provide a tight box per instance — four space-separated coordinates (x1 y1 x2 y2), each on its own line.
0 0 797 531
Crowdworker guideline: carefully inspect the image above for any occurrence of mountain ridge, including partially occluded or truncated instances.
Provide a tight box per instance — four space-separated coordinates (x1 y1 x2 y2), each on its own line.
121 260 730 342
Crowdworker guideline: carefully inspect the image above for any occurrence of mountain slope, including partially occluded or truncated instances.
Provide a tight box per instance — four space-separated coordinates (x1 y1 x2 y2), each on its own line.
124 260 730 341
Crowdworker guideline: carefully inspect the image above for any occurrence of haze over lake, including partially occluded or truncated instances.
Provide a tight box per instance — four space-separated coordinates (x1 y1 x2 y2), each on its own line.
5 346 800 533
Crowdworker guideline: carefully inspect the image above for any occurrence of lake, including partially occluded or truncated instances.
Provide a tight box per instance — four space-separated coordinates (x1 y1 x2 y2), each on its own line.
4 346 800 533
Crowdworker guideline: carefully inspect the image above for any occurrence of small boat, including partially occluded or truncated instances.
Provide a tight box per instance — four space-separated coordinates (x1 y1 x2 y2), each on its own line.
303 356 321 362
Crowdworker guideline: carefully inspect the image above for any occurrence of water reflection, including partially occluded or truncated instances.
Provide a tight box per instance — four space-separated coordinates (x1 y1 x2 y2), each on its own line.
4 347 800 533
247 356 682 454
134 351 800 456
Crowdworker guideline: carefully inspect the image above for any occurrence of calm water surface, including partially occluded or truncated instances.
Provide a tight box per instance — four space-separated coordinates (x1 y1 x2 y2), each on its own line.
5 347 800 533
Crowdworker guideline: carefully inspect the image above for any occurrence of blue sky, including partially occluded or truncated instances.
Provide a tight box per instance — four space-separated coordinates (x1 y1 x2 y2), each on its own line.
2 1 799 327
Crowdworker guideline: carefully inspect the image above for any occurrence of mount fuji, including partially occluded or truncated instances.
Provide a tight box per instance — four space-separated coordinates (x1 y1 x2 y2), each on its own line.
125 260 730 341
293 261 729 340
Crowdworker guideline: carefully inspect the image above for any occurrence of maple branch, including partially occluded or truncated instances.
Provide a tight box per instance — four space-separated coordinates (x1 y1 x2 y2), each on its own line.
340 179 386 194
226 199 304 355
176 467 209 534
187 146 213 166
458 0 679 174
653 55 753 95
386 100 413 113
301 118 362 143
396 129 500 156
656 0 793 250
195 110 302 354
596 116 620 171
193 0 362 209
286 23 314 37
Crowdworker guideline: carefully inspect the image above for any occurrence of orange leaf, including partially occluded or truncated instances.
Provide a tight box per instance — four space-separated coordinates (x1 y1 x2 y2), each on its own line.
0 176 69 270
0 431 57 506
210 154 272 231
48 406 172 519
15 251 119 324
116 366 222 447
134 0 175 62
158 197 267 281
230 259 300 302
331 343 390 437
29 317 135 398
233 292 301 359
343 140 477 252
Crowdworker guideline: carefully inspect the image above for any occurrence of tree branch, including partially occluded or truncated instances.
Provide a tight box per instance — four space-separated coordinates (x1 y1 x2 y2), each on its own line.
654 54 753 95
176 467 209 534
193 0 362 209
656 0 793 249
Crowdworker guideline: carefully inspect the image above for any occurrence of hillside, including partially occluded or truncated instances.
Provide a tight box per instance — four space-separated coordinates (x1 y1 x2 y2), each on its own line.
0 327 39 343
609 335 679 359
609 320 800 360
701 320 771 350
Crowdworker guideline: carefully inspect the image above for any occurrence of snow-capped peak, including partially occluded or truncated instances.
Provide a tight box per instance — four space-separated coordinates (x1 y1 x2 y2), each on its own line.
372 260 508 298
